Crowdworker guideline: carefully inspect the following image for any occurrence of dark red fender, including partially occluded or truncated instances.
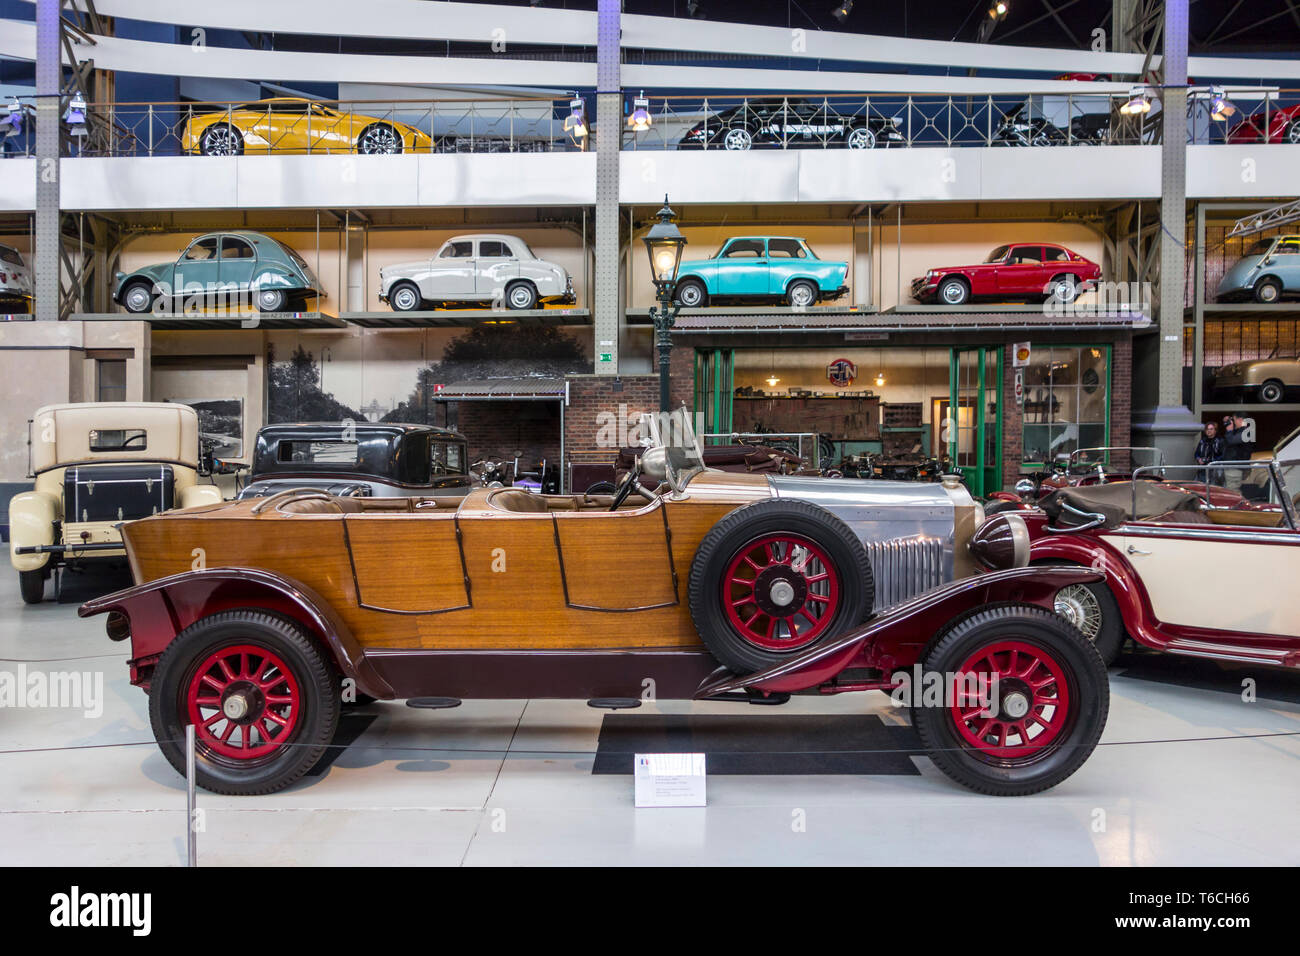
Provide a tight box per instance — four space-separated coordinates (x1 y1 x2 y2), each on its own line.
79 567 395 699
695 565 1103 698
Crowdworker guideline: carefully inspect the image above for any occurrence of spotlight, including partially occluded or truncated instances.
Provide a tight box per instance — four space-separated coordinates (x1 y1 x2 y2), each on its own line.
563 95 587 138
1119 86 1153 115
875 372 886 387
831 0 854 23
766 374 781 388
64 91 88 137
0 98 22 139
988 1 1009 19
1209 87 1237 122
627 92 652 132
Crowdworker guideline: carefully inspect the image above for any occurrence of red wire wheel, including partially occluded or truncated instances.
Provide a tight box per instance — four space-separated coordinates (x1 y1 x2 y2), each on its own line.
948 639 1072 761
185 643 301 761
721 533 841 651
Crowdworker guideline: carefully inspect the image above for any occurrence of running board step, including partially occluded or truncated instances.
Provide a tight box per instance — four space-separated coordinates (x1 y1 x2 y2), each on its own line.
587 697 642 710
406 697 462 709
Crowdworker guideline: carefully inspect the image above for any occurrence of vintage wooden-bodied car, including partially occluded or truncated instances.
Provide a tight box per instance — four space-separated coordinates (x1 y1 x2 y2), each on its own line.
236 423 472 500
911 243 1101 306
183 98 433 156
10 403 223 604
378 234 575 312
114 232 325 315
1011 465 1300 668
673 237 849 309
80 411 1109 797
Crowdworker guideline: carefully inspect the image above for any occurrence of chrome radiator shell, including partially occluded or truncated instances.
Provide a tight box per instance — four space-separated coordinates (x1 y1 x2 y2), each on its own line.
863 535 947 609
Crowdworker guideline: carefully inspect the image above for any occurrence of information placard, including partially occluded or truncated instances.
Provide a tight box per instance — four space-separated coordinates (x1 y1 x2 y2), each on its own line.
634 753 706 808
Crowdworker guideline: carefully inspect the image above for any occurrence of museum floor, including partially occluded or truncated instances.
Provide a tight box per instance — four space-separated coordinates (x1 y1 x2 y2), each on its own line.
3 566 1297 867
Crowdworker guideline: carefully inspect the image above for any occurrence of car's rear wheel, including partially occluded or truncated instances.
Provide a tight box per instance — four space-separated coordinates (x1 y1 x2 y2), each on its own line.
722 126 754 150
505 281 539 310
911 605 1108 795
1287 120 1300 145
1254 276 1282 304
121 280 157 314
1046 274 1080 304
786 279 818 309
674 278 708 308
388 281 423 312
938 276 970 305
19 569 46 605
199 123 244 156
356 123 403 155
149 610 340 795
1052 579 1124 664
845 126 877 149
1259 379 1286 404
689 499 874 675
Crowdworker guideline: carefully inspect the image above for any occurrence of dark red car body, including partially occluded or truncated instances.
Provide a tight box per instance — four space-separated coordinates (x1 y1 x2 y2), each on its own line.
1226 103 1300 144
912 243 1101 305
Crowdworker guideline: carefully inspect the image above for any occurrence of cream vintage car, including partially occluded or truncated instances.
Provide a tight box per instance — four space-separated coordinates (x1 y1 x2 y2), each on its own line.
1211 352 1300 404
9 403 223 604
378 234 575 312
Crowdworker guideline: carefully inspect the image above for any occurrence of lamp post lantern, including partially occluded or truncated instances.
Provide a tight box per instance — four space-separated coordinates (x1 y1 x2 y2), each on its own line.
642 195 687 412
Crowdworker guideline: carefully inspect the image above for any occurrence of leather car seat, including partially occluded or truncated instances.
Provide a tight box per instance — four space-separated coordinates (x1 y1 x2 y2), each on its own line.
489 489 550 513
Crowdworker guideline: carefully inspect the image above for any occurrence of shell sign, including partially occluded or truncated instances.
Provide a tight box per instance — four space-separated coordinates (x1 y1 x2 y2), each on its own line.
826 358 857 387
1012 342 1032 367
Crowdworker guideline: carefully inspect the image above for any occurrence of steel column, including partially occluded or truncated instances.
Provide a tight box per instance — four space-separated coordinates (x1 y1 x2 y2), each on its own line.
34 0 61 321
593 0 620 374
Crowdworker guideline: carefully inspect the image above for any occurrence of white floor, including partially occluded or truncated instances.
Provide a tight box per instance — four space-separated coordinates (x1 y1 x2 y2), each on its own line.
2 565 1298 867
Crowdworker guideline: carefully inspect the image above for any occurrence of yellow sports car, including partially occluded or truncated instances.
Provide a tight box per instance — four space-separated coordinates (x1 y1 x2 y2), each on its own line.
183 98 432 155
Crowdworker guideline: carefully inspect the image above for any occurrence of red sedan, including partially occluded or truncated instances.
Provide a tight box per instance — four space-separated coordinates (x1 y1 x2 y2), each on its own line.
1226 103 1300 144
912 243 1101 306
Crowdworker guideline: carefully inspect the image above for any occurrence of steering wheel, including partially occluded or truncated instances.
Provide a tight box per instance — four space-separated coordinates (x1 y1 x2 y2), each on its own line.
609 468 641 511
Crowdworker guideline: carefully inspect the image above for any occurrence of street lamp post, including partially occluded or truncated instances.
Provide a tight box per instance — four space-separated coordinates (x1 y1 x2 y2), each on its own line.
642 195 687 413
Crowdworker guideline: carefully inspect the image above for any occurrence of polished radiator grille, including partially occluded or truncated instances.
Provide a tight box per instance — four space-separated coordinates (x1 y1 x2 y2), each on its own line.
864 535 946 609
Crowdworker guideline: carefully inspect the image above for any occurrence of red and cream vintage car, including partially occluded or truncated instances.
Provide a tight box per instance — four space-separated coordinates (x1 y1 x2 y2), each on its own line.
912 243 1101 306
1017 463 1300 668
80 411 1109 798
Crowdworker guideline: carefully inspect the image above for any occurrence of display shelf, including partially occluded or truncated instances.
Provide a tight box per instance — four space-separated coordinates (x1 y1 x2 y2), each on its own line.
74 311 347 329
1190 303 1300 318
343 308 590 328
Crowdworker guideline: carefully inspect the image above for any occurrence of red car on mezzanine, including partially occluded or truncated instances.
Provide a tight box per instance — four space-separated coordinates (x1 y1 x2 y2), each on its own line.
912 243 1102 307
1225 103 1300 145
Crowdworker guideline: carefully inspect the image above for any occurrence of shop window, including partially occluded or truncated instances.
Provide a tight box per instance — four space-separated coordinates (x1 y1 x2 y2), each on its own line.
1021 346 1108 465
97 359 127 403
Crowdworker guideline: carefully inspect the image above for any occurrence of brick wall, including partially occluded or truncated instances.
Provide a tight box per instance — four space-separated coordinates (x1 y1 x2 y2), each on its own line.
563 374 661 462
454 400 561 469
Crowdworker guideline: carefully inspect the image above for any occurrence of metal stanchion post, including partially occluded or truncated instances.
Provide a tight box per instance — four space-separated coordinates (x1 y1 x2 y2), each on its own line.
186 724 197 867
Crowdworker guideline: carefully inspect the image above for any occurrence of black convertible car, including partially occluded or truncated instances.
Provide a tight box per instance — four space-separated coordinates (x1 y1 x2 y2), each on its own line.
678 98 905 150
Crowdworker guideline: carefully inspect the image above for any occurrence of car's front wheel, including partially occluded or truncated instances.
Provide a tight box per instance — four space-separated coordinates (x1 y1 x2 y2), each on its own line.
1254 276 1282 304
1287 120 1300 145
938 276 970 305
688 499 874 675
198 123 244 156
722 126 754 150
19 569 46 605
845 125 878 149
149 610 341 795
911 605 1108 795
388 281 423 312
121 280 157 314
1046 274 1080 304
356 123 403 155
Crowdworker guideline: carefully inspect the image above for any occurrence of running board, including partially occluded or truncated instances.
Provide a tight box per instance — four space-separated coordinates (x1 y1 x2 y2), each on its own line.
1164 639 1300 668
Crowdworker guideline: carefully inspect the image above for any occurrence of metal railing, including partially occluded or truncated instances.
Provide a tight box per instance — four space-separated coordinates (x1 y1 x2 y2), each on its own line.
0 96 580 158
2 89 1296 159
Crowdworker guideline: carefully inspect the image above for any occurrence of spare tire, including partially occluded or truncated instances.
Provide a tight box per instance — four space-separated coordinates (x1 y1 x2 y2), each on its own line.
688 499 874 674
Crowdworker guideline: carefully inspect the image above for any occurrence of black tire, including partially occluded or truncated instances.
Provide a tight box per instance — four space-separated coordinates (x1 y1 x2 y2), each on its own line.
356 123 403 155
198 123 244 156
674 278 708 308
148 610 341 796
688 499 874 675
1259 379 1286 404
722 126 754 150
1254 276 1282 304
19 569 45 605
1046 273 1080 304
845 125 877 149
254 287 288 313
1050 577 1124 664
786 279 818 309
937 276 969 306
121 280 157 314
504 280 538 311
911 605 1108 796
388 281 423 312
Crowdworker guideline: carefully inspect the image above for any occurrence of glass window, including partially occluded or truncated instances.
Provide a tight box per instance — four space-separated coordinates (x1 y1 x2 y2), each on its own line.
723 239 765 258
1021 346 1108 465
182 238 219 262
1275 240 1300 256
440 241 473 259
276 440 359 464
97 359 126 403
1043 246 1070 262
430 440 466 475
767 239 807 259
478 240 512 258
0 246 22 265
985 245 1010 263
220 237 254 260
1245 239 1273 257
1008 247 1043 265
89 428 146 452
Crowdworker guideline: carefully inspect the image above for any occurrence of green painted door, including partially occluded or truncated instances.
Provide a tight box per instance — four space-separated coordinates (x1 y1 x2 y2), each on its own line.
694 348 734 443
948 346 1003 497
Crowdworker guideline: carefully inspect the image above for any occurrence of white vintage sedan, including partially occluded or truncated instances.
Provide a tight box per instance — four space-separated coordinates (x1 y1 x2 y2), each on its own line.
0 243 32 312
379 234 575 312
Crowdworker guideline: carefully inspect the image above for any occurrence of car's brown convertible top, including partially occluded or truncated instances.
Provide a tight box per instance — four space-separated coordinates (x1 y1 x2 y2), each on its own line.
1041 481 1202 529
